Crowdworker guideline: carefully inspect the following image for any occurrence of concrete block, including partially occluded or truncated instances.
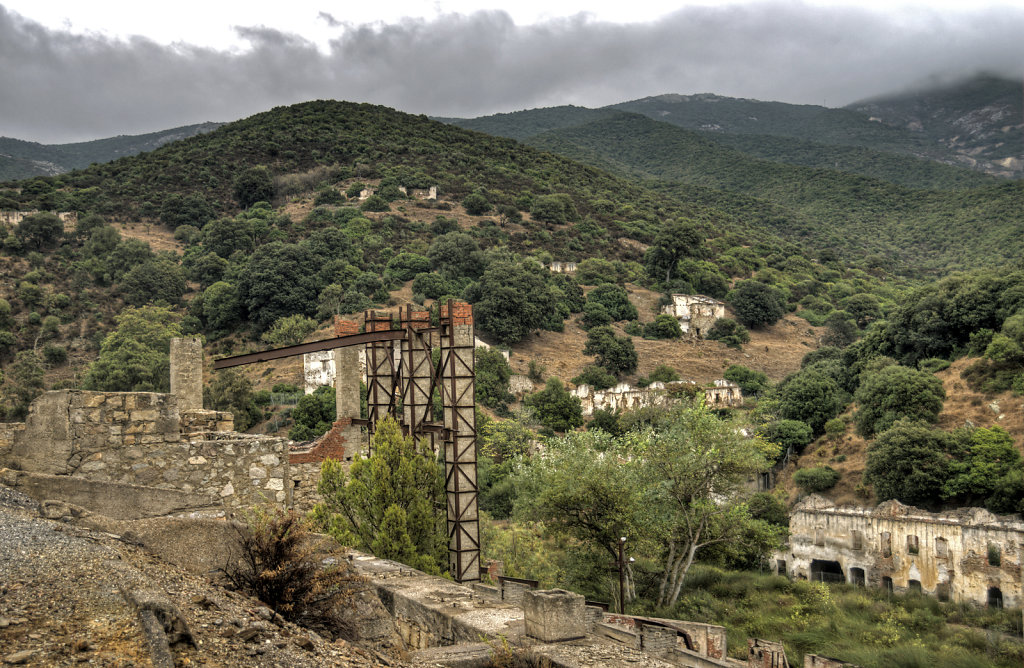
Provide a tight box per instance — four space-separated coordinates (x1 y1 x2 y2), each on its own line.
523 589 586 642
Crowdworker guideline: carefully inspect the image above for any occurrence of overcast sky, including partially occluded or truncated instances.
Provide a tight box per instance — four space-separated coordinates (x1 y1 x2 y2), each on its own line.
1 1 1022 143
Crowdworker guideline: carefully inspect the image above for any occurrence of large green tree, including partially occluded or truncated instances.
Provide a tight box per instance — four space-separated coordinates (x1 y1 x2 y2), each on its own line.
729 280 786 329
865 420 954 508
315 416 447 574
854 365 945 437
82 306 182 391
644 218 703 283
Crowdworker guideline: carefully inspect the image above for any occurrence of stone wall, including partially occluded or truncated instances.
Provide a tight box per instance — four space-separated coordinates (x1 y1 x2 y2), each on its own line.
2 390 289 510
0 210 78 226
706 380 743 408
662 295 726 338
0 422 25 462
780 495 1024 607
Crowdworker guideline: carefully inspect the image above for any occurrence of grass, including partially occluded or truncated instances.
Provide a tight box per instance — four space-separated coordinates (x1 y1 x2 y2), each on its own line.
640 565 1023 667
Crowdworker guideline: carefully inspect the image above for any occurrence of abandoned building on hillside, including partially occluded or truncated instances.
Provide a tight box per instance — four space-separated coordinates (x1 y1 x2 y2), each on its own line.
572 379 743 417
661 295 725 338
779 495 1023 608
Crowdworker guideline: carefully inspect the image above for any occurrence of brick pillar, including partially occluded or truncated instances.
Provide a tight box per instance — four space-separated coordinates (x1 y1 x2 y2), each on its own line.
333 317 363 458
170 337 203 411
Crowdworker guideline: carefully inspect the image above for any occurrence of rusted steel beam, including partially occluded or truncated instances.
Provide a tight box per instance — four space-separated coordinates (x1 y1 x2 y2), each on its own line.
211 330 409 369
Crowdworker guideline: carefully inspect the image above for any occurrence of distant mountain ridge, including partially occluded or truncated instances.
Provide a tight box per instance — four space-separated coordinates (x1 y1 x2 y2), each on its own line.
0 122 224 181
847 74 1024 177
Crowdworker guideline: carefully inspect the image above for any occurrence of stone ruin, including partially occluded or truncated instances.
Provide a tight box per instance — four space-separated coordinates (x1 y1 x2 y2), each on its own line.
357 185 437 201
662 294 726 339
548 260 578 273
572 379 742 417
779 494 1024 608
0 210 78 226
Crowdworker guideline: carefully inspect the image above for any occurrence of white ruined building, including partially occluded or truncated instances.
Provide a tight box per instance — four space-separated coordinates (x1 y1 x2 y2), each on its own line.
779 495 1024 607
1 210 78 226
358 188 375 201
705 379 742 408
661 295 725 338
548 261 577 274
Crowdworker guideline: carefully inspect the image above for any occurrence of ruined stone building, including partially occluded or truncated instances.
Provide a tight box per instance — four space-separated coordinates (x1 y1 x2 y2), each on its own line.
779 495 1023 607
548 261 578 274
661 295 726 338
572 379 742 417
0 210 78 226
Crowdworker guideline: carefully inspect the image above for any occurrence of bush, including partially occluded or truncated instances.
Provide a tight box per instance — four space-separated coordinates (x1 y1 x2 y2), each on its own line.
224 508 357 634
757 419 813 453
824 418 846 440
729 280 785 329
462 191 491 216
572 365 618 390
586 283 637 322
854 365 945 438
580 302 613 330
313 187 344 206
706 318 750 348
289 386 336 440
638 364 680 387
360 194 390 212
793 466 840 493
583 326 638 376
643 314 683 339
42 344 68 366
723 364 769 395
525 378 583 432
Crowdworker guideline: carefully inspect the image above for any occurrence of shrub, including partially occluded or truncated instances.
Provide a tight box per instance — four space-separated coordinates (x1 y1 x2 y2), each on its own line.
706 318 750 348
462 191 491 216
793 466 840 493
580 302 613 330
586 283 637 322
360 194 390 212
824 418 846 440
723 364 769 395
729 280 785 329
223 508 358 634
583 326 637 376
572 365 618 390
643 314 683 339
41 344 67 366
313 187 345 206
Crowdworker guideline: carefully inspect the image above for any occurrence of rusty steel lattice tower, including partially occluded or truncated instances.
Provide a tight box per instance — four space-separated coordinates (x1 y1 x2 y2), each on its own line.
212 301 480 582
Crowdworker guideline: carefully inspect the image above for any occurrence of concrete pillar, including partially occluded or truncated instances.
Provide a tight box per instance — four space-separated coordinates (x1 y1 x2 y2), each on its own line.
170 337 203 411
523 589 587 642
333 318 364 457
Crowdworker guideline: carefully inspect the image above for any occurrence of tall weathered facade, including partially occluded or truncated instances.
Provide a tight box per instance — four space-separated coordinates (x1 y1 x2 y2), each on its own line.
779 495 1023 607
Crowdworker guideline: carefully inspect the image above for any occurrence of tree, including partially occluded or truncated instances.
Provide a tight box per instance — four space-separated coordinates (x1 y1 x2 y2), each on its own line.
473 256 567 344
586 283 637 322
583 326 638 376
525 378 583 433
706 318 750 348
793 466 840 493
581 299 614 330
7 350 45 411
14 212 63 250
159 194 215 230
262 314 318 347
289 386 336 440
462 191 491 216
729 280 785 329
821 311 858 348
233 166 275 209
643 402 779 606
475 347 513 410
644 218 703 283
724 364 769 395
854 365 945 438
238 242 320 332
942 426 1024 513
572 365 618 390
643 314 682 339
385 253 431 282
775 369 844 435
428 232 484 280
120 256 187 306
207 370 262 431
202 281 242 334
315 417 447 574
82 306 182 392
865 420 953 508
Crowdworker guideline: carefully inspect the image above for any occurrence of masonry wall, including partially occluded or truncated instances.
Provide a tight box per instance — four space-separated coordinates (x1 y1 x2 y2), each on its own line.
3 390 289 510
781 495 1024 607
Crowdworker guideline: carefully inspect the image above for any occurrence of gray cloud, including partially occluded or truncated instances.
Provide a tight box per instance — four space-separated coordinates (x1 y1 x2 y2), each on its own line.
317 11 341 28
1 3 1022 143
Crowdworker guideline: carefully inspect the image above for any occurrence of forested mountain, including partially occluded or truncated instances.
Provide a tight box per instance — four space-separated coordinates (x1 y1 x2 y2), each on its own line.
848 74 1024 177
0 122 223 181
525 113 1024 275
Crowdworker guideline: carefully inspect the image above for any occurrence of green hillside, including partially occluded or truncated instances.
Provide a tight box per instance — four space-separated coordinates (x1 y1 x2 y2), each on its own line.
526 113 1024 275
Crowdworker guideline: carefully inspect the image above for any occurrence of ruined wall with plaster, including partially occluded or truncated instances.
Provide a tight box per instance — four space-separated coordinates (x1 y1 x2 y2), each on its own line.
780 495 1024 607
662 295 726 337
2 390 290 509
548 261 577 274
706 380 743 408
0 210 78 226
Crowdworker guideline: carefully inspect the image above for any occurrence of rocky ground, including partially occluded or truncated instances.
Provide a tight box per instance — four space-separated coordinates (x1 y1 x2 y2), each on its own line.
0 484 400 667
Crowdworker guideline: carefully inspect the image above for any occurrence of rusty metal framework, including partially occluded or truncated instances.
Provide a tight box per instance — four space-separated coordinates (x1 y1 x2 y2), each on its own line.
211 301 480 582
